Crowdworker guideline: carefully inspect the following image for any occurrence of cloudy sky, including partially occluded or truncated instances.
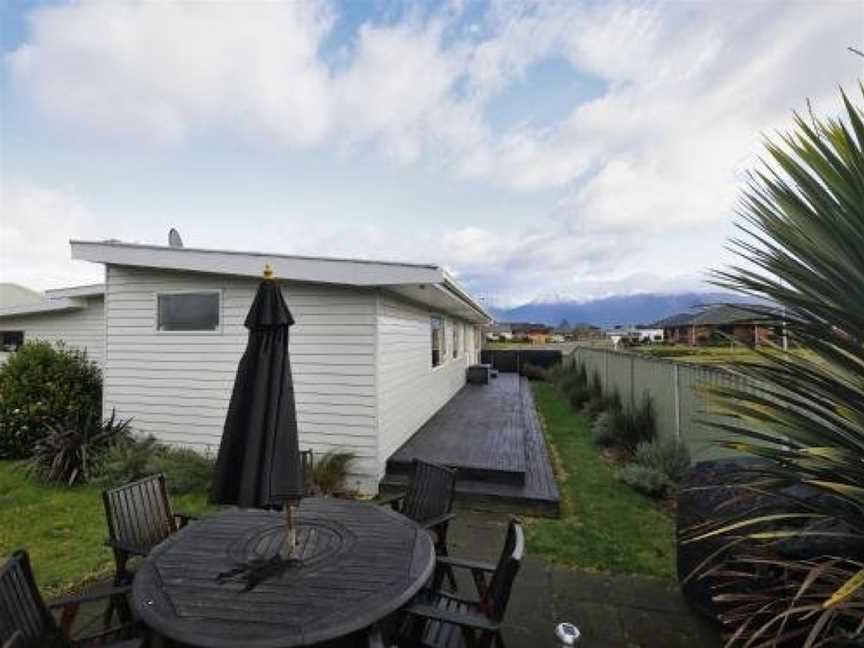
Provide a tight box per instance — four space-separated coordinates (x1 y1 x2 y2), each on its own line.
1 0 861 307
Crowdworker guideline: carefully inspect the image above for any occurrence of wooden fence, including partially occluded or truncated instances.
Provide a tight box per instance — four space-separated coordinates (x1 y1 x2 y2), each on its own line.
568 347 754 461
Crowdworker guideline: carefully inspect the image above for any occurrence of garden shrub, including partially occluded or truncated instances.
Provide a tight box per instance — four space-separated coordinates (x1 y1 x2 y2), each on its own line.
520 362 548 381
568 381 592 410
591 411 616 446
633 437 691 482
616 463 672 498
0 341 102 459
149 446 215 495
26 409 131 485
309 450 356 495
614 394 657 452
94 435 214 495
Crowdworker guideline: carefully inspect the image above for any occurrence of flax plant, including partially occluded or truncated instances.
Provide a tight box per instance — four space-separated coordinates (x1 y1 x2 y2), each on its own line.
680 85 864 646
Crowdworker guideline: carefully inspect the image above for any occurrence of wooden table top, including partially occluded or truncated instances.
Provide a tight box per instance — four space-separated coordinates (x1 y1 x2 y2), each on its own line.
132 498 435 647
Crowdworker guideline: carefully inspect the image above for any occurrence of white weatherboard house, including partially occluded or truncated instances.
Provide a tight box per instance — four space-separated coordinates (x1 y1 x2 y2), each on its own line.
0 240 491 493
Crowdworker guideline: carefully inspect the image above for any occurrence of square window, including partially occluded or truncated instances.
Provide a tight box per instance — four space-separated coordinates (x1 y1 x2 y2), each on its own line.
157 292 220 332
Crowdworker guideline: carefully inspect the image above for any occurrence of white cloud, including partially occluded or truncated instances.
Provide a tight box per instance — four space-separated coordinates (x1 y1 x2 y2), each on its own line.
0 184 103 290
4 0 862 305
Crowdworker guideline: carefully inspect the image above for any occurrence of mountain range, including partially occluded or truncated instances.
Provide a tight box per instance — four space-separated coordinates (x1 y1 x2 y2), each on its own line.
489 292 753 328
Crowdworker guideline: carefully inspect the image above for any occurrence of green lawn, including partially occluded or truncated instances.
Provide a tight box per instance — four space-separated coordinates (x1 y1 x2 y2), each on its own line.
0 462 210 597
525 382 676 580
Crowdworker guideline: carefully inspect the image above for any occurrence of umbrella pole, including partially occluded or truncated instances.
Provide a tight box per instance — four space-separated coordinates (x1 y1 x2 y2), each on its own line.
281 503 297 560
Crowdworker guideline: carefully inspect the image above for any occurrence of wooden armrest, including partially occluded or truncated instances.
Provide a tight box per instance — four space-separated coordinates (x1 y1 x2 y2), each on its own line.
48 584 132 609
436 556 497 573
104 538 148 557
419 512 456 532
404 602 499 632
376 492 405 510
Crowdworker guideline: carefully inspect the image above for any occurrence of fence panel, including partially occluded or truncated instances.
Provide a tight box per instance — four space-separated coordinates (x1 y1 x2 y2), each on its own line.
571 346 747 460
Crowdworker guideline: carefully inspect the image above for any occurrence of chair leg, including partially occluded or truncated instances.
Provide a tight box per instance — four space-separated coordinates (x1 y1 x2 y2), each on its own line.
436 542 458 592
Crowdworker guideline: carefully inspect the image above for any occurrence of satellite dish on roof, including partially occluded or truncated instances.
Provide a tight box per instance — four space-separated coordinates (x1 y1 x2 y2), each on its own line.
168 228 184 248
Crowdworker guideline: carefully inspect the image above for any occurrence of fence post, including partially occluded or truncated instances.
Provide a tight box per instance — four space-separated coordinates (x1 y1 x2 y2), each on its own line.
630 354 636 410
673 363 681 440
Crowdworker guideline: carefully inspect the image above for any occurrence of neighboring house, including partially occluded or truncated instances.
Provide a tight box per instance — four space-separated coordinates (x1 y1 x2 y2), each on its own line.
0 284 105 365
0 283 43 308
509 322 553 344
604 327 662 346
653 305 779 347
485 322 513 341
2 239 491 494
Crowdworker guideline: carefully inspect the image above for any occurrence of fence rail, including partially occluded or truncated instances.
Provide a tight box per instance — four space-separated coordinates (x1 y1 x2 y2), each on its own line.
569 347 753 461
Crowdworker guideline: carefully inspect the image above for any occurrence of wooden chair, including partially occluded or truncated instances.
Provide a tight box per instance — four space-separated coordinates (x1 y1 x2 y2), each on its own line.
399 519 524 648
0 550 142 648
378 460 458 576
102 473 194 586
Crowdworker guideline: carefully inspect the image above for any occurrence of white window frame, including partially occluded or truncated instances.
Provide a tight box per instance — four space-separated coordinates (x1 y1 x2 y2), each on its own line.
431 314 445 368
154 289 223 335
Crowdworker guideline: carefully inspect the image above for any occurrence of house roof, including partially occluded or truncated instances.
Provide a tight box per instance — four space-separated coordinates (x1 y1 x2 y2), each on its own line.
0 283 43 307
652 305 777 328
70 239 491 323
652 312 696 327
0 283 105 319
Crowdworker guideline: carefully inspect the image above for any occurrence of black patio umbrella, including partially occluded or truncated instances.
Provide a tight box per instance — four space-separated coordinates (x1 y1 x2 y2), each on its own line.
210 264 304 559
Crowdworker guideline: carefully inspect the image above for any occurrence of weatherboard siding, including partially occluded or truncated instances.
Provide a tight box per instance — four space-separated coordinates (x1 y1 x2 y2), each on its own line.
376 293 473 468
0 296 105 365
103 266 381 493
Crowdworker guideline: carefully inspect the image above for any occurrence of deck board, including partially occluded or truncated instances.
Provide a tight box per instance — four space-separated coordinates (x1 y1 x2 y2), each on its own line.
383 374 560 517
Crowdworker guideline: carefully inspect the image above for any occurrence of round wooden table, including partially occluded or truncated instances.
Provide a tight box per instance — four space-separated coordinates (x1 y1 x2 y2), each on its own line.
132 498 435 647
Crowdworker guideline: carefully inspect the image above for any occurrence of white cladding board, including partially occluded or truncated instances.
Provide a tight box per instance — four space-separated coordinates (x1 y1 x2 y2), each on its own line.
376 293 475 467
103 266 380 493
0 296 105 366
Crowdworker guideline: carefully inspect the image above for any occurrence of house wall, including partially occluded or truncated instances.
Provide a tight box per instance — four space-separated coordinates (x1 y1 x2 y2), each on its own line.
0 296 105 366
102 265 381 493
376 292 476 471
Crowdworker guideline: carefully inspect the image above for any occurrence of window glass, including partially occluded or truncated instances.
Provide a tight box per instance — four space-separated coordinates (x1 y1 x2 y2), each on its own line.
431 315 443 367
0 331 24 352
157 293 220 331
452 323 460 358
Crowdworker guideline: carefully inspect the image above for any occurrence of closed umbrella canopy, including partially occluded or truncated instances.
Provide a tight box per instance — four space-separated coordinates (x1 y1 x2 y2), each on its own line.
210 273 304 508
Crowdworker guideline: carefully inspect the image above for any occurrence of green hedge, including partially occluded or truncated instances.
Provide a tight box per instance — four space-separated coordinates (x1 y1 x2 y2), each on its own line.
0 341 102 459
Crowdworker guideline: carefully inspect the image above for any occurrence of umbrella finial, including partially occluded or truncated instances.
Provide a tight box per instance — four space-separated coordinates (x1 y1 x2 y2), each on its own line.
263 263 274 280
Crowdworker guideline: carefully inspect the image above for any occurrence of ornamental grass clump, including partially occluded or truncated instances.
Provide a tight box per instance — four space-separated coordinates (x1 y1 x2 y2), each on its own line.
634 437 691 483
680 86 864 646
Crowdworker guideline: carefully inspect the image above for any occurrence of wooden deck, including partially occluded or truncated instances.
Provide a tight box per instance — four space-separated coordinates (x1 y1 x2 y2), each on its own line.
382 374 560 517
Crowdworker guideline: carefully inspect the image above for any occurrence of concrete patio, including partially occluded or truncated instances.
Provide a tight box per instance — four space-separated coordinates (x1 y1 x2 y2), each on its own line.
448 510 721 648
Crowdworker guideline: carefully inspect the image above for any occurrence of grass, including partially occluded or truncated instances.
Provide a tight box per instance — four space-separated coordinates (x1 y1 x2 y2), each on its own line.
0 461 210 597
525 382 676 580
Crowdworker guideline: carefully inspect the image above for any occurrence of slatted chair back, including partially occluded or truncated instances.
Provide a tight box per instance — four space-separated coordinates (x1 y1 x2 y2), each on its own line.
0 551 58 648
401 460 457 524
103 474 175 554
480 519 524 622
301 449 314 494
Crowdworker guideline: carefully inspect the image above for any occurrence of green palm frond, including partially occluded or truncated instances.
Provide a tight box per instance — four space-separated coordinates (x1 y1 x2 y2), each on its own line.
690 84 864 646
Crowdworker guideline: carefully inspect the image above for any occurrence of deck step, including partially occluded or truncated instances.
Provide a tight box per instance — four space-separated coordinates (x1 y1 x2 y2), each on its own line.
379 474 559 518
385 458 525 485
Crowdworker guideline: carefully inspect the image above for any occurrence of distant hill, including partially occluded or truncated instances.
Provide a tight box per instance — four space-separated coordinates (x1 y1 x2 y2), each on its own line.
489 292 754 328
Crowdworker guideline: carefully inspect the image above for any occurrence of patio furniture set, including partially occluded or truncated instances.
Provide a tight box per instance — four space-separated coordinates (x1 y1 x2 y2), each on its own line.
0 459 524 648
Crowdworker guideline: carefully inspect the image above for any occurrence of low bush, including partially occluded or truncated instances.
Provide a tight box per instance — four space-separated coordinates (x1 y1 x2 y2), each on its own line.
520 363 548 381
309 450 356 495
615 464 672 498
26 409 131 485
590 411 616 446
615 394 657 452
568 382 592 410
94 435 214 495
633 437 691 482
0 341 102 459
